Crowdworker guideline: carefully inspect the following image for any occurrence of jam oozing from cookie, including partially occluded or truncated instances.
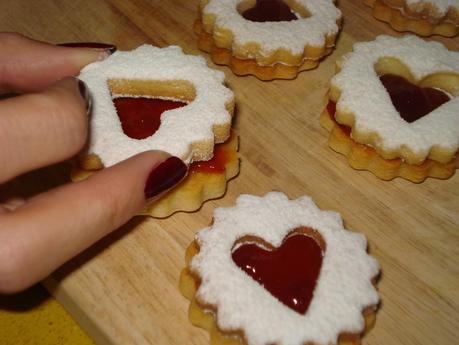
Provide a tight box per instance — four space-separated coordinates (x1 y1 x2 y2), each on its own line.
242 0 298 22
189 131 236 174
327 101 351 135
232 233 323 314
379 74 450 123
114 97 186 139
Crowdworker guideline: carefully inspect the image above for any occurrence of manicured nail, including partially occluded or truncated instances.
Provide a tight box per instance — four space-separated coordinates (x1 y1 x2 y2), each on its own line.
76 78 91 114
59 42 117 55
144 156 188 200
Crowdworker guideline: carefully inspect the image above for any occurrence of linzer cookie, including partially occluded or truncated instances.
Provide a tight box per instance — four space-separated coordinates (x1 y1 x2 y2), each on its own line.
194 0 342 80
320 35 459 182
74 45 238 217
180 192 380 345
365 0 459 37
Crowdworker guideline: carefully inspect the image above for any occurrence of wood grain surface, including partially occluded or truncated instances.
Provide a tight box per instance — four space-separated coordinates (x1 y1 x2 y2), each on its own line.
1 1 458 345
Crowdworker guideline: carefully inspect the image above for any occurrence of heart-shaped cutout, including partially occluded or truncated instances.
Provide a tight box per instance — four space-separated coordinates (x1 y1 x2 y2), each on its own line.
113 97 186 139
108 78 195 140
232 228 324 314
240 0 299 22
379 74 451 123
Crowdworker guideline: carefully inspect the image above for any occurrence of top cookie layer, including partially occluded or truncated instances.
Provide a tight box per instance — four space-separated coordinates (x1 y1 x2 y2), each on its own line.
191 192 379 345
331 35 459 164
79 45 234 167
201 0 341 59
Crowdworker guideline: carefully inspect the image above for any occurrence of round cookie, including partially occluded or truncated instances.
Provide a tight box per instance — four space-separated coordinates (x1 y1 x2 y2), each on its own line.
320 35 459 182
180 192 380 345
194 0 342 80
74 45 238 217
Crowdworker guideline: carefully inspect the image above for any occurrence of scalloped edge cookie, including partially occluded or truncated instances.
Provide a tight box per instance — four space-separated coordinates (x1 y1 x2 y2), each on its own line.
364 0 459 37
180 241 377 345
180 192 380 345
73 45 239 217
329 35 459 169
195 0 342 80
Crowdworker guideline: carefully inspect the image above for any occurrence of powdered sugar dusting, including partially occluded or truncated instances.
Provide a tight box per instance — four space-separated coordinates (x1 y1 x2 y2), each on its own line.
78 45 233 167
202 0 341 57
406 0 459 16
191 192 379 345
332 35 459 161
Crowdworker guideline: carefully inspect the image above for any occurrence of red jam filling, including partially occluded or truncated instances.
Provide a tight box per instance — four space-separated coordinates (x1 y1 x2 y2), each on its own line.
379 74 450 123
242 0 298 22
232 232 323 315
113 97 186 140
114 96 235 174
189 132 236 174
327 101 351 135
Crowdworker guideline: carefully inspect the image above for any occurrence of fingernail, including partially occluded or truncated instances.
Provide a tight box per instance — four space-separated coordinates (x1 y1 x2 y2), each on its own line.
59 42 117 61
144 156 188 201
59 42 117 55
76 78 91 114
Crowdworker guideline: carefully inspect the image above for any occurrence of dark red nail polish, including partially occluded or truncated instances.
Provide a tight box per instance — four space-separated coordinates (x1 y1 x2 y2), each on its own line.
76 78 91 113
144 156 188 200
59 42 117 55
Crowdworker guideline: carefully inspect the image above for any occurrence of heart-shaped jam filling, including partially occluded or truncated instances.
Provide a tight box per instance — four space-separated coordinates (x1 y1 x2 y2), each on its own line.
241 0 298 22
113 97 186 140
232 229 323 314
108 79 195 140
379 74 450 123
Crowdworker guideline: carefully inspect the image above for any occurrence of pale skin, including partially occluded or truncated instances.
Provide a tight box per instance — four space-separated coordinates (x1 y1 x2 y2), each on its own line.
0 33 176 293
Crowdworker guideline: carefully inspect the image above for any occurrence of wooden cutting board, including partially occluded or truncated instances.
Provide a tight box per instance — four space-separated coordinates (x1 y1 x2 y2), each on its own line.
1 1 458 344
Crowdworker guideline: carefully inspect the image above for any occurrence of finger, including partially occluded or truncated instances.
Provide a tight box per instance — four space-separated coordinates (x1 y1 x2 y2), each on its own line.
0 32 115 93
0 151 188 293
0 77 90 184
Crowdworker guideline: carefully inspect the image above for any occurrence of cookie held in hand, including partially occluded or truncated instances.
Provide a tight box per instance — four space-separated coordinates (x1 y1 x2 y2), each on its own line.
74 45 239 217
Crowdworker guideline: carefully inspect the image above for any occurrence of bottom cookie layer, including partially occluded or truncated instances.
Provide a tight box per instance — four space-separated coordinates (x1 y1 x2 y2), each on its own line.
194 20 333 81
320 103 458 182
179 241 377 345
364 0 459 37
71 131 239 218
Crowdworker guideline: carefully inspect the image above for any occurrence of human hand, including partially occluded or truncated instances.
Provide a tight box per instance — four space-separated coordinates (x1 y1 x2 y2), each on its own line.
0 33 188 293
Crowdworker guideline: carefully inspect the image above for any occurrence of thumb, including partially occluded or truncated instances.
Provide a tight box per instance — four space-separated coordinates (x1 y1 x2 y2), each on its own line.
0 152 188 293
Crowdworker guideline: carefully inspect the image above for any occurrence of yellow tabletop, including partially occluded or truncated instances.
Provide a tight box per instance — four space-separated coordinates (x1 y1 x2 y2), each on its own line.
0 284 93 345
